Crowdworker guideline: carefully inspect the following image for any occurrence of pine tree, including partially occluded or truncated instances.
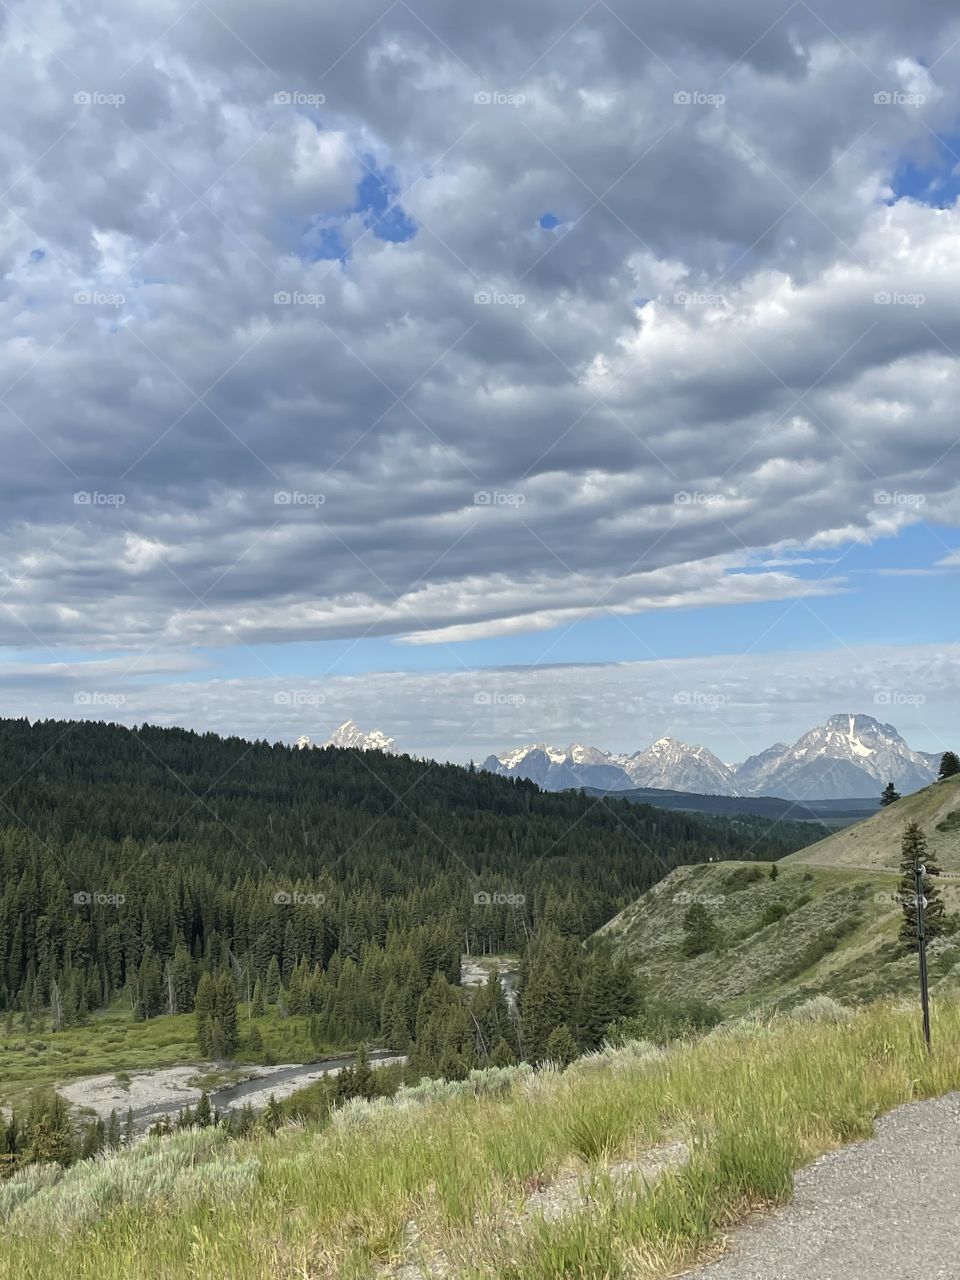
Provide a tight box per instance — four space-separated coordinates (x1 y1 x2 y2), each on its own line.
545 1022 578 1067
194 971 217 1056
898 822 945 951
25 1091 74 1165
578 946 636 1050
490 1037 515 1066
170 945 195 1013
265 956 282 1004
123 1108 135 1147
880 781 901 807
520 933 578 1062
195 1091 212 1128
263 1093 283 1134
251 977 265 1018
351 1045 373 1098
215 972 239 1058
106 1109 121 1150
681 902 717 957
470 970 510 1061
80 1117 105 1159
938 751 960 781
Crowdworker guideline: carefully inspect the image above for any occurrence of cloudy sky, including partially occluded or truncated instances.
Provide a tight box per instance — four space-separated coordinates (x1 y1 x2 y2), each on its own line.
2 0 959 764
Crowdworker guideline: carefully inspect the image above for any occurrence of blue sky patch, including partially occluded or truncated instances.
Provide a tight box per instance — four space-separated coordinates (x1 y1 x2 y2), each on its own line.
889 131 960 206
299 156 417 260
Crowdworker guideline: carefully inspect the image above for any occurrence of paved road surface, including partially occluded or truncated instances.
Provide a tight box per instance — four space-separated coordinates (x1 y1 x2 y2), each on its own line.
682 1092 960 1280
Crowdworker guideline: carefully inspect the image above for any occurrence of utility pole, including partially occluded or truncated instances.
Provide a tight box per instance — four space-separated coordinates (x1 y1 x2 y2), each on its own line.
914 861 932 1051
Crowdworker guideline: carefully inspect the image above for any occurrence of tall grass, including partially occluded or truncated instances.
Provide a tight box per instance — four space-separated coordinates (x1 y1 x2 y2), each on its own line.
1 996 958 1279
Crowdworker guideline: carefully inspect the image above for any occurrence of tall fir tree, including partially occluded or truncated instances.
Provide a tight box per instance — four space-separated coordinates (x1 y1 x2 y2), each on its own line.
898 822 945 951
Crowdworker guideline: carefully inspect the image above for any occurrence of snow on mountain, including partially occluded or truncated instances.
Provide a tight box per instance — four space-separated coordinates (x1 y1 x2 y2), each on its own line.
482 714 940 801
482 737 736 795
733 741 790 790
479 745 630 791
322 720 397 753
736 713 937 800
614 737 737 794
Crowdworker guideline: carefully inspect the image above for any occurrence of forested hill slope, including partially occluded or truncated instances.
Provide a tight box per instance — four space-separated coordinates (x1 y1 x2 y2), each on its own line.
0 717 819 1058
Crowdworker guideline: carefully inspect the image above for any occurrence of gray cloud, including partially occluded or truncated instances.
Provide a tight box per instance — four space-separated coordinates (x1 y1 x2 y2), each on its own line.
0 0 958 653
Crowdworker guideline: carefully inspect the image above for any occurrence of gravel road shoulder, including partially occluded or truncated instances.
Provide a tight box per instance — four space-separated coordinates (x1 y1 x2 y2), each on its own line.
682 1091 960 1280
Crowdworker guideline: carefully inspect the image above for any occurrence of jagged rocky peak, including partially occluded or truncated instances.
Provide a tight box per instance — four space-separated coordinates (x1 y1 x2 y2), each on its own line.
323 720 397 753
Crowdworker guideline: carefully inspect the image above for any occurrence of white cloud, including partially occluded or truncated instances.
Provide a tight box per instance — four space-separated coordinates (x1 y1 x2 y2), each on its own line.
0 0 957 661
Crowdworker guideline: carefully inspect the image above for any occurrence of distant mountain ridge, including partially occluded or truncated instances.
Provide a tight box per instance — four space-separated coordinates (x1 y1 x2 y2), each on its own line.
482 714 942 802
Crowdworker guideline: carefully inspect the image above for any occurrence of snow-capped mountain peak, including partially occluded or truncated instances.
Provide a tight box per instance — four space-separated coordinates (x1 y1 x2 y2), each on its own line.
482 714 940 801
738 713 935 800
484 735 737 796
323 721 397 753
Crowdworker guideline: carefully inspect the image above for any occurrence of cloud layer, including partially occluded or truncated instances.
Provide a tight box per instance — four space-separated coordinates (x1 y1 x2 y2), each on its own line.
4 643 957 765
1 0 959 659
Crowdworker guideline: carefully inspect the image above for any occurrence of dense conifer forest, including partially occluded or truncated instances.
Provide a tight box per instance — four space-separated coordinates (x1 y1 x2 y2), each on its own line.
0 717 819 1074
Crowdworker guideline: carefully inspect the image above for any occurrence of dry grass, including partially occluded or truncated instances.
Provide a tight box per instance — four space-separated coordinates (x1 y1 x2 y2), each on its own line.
1 995 958 1279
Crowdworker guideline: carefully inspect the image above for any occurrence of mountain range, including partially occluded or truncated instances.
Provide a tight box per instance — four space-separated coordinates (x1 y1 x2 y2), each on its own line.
481 714 942 802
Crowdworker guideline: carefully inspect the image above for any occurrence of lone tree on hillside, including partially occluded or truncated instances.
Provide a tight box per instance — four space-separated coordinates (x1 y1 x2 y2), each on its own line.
880 781 901 807
681 902 718 957
938 751 960 781
898 822 945 951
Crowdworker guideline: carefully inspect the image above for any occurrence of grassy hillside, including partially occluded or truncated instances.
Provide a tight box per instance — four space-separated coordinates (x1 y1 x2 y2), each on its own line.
598 859 960 1014
783 774 960 872
0 997 958 1279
